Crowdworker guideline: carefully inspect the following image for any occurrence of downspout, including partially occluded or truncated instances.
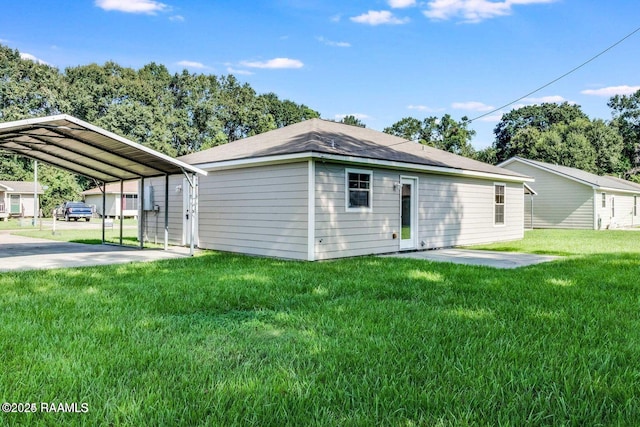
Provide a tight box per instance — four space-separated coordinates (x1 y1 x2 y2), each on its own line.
530 193 534 230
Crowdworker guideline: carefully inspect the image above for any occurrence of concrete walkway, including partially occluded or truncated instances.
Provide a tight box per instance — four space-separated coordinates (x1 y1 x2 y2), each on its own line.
382 248 561 269
0 232 193 272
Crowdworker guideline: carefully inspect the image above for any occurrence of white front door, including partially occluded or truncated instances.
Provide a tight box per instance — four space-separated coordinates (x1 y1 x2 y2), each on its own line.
400 177 418 250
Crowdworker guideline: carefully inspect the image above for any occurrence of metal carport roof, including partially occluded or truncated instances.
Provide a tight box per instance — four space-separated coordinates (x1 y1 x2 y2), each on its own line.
0 114 206 181
0 114 206 254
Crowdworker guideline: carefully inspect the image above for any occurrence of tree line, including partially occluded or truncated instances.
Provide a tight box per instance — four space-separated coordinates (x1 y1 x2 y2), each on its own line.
1 43 639 215
0 44 319 214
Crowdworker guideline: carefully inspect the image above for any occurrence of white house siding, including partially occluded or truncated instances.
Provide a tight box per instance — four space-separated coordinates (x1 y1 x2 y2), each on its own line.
143 175 185 245
501 162 594 229
84 194 138 218
314 163 524 260
314 164 399 260
418 176 524 248
596 191 639 229
1 194 37 217
197 162 309 260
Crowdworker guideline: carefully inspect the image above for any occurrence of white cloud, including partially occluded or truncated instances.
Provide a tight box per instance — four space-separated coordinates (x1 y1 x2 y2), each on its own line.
177 60 206 69
523 95 569 103
227 67 254 76
169 15 184 22
317 36 351 48
389 0 416 8
423 0 557 23
581 85 640 97
240 58 304 69
408 104 443 112
20 52 48 65
452 101 494 112
95 0 168 14
350 10 409 25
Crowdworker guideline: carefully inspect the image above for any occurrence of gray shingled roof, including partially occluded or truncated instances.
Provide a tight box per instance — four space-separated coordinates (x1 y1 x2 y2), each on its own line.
0 181 44 194
504 157 640 193
178 119 527 179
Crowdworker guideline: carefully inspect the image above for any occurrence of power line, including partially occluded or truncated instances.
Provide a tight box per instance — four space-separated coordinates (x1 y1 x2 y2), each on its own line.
467 24 640 124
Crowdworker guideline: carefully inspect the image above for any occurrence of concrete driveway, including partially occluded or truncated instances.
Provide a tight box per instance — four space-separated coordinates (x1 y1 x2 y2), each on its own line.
0 232 192 272
382 248 561 269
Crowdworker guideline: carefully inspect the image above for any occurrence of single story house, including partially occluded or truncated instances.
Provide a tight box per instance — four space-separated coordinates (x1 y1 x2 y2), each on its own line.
0 180 44 220
144 119 533 260
499 156 640 229
82 181 139 218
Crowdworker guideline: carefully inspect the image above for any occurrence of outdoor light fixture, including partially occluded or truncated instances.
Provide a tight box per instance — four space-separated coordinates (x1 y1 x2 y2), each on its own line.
175 185 182 193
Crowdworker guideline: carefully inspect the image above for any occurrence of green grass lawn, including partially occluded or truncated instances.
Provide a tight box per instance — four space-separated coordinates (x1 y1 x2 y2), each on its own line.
1 230 639 425
7 219 160 247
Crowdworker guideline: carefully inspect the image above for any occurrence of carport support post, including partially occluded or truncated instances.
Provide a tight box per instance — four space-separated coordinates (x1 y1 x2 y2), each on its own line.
119 180 124 246
140 178 145 250
164 174 169 250
190 174 197 256
101 181 106 244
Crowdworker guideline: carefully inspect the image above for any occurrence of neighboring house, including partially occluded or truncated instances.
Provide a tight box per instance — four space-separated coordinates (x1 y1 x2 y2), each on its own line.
144 119 533 260
499 157 640 229
82 181 139 218
0 181 44 220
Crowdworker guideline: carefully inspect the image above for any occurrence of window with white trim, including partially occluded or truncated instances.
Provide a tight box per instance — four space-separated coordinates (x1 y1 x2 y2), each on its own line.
634 196 637 216
494 184 505 225
123 194 138 210
346 169 372 211
601 193 606 208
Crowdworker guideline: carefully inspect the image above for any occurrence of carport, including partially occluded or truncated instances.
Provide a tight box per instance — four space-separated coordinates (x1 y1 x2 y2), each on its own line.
0 114 206 254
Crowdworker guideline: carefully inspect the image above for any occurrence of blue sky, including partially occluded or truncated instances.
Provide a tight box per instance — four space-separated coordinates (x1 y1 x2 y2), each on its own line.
1 0 639 149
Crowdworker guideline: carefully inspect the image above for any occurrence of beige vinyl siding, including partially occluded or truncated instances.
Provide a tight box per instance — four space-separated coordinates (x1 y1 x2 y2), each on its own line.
418 176 523 248
501 161 594 229
84 194 138 218
315 164 399 260
197 162 309 260
596 191 639 228
314 163 524 260
2 194 38 217
143 175 185 245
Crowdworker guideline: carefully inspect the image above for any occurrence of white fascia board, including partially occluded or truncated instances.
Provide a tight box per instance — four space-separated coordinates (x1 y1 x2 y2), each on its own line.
197 152 533 183
316 153 534 182
597 186 640 195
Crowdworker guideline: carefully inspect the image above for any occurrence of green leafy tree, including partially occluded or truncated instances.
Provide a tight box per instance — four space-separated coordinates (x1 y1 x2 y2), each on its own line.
340 115 366 128
505 118 623 175
492 102 589 163
384 114 476 157
259 93 319 128
38 164 83 217
608 89 640 179
1 43 322 182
